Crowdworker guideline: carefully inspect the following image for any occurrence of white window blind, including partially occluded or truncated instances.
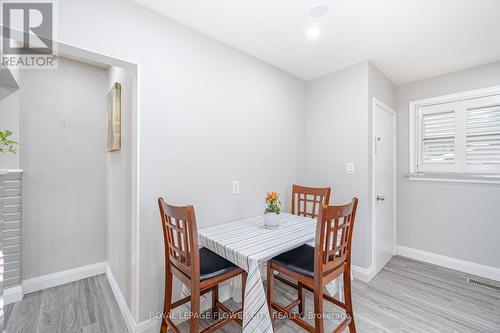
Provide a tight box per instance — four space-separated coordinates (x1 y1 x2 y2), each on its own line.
411 86 500 176
466 106 500 167
422 111 455 165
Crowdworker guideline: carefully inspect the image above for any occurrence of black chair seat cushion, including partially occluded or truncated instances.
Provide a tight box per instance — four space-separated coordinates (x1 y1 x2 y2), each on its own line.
271 244 315 277
199 247 239 281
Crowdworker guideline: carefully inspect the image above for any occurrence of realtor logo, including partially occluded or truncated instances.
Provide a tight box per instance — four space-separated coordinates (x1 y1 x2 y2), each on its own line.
1 1 57 68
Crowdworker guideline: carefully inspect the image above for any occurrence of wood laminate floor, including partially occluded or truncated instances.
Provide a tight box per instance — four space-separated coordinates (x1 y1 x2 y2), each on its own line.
5 256 500 332
179 256 500 333
4 274 127 333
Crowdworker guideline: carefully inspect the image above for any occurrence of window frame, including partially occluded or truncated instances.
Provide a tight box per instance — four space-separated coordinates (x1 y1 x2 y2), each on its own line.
409 85 500 177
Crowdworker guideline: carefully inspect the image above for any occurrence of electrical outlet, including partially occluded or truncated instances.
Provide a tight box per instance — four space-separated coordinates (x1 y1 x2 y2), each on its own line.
232 181 240 194
346 163 355 175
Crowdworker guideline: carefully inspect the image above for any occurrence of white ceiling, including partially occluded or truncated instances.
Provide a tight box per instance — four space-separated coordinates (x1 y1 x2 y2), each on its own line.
134 0 500 84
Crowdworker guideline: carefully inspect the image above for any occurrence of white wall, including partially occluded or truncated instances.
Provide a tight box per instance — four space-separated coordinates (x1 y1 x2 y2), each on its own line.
56 0 305 322
7 0 497 328
368 63 395 112
20 57 108 278
396 61 500 269
302 62 371 268
302 61 395 271
107 66 135 308
367 63 396 201
367 62 396 269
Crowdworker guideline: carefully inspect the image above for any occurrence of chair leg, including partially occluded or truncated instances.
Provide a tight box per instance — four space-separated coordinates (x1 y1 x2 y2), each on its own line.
314 281 324 333
266 262 274 327
343 270 356 333
298 281 304 317
160 271 173 333
190 287 200 333
212 285 219 320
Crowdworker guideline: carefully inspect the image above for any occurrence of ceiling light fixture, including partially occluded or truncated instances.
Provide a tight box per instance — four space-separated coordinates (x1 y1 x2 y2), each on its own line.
310 3 329 18
306 26 321 40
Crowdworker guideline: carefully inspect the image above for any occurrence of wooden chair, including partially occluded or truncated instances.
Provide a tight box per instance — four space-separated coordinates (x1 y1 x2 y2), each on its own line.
267 198 359 333
158 198 247 333
291 184 331 218
275 185 332 295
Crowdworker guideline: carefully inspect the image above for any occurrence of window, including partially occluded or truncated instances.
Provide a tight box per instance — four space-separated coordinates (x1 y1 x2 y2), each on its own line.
465 100 500 173
410 86 500 176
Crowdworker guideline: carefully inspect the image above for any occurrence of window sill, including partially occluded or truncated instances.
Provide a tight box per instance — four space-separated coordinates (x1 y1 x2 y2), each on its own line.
405 172 500 185
0 169 23 175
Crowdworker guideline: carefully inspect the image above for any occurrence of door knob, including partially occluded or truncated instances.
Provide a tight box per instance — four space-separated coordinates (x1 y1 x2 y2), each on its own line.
376 195 385 201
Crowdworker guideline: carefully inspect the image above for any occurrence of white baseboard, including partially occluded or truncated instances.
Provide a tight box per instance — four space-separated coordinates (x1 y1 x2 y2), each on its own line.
352 264 375 283
22 262 107 294
105 265 234 332
4 286 23 305
396 245 500 282
135 318 160 333
106 266 135 333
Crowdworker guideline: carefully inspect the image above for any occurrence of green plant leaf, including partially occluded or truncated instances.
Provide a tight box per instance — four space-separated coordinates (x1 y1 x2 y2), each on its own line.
0 129 19 155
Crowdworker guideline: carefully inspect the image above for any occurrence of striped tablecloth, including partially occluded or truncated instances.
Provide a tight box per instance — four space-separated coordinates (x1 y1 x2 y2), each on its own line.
198 213 328 333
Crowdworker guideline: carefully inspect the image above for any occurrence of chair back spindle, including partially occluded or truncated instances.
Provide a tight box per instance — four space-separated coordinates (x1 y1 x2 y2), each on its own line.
158 198 200 280
291 184 331 218
314 198 358 276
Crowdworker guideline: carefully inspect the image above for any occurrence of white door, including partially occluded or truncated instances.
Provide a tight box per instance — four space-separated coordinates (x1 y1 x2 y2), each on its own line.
373 99 397 276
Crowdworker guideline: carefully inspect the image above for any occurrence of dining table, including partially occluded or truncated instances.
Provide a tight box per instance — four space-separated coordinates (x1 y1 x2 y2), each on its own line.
184 212 341 333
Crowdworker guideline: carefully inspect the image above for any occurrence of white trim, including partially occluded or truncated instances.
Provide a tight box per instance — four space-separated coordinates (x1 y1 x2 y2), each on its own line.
406 173 500 185
409 99 417 174
132 63 141 323
0 169 23 174
21 262 107 294
106 266 135 333
351 265 375 283
58 40 137 72
396 246 500 282
4 286 23 305
371 98 398 278
134 319 160 333
409 85 500 108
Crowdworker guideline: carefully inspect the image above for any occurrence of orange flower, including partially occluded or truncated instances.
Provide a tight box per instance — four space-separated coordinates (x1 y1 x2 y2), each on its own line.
265 192 281 214
265 192 279 203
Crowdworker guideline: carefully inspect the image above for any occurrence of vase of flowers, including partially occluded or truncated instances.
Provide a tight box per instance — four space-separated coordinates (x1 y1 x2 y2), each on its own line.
264 192 281 228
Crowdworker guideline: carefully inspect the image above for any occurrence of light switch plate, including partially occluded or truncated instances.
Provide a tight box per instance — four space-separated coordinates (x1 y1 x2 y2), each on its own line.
346 163 355 175
232 181 240 194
